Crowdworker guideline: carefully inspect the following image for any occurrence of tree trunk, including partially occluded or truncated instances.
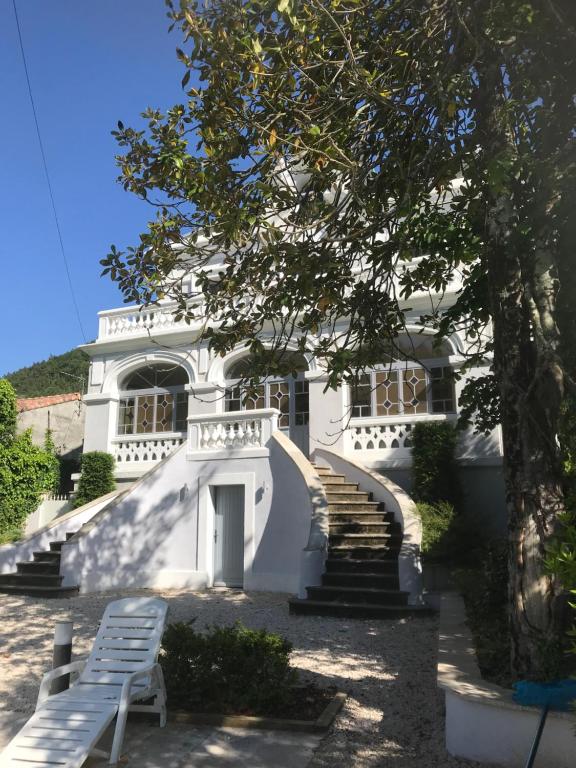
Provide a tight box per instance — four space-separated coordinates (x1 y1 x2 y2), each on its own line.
486 199 565 680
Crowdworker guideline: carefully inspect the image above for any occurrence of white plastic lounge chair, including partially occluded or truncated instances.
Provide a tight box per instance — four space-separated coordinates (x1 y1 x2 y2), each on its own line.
0 597 168 768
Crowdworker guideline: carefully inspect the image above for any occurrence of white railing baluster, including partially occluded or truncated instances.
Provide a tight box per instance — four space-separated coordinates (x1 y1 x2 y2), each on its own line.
187 409 280 455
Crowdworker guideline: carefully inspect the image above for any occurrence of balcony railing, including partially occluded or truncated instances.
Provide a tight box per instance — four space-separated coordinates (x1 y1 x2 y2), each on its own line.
187 409 279 455
111 433 185 469
97 300 203 341
346 413 456 455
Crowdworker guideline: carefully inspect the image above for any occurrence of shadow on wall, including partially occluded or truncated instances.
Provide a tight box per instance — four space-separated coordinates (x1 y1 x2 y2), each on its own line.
61 485 191 591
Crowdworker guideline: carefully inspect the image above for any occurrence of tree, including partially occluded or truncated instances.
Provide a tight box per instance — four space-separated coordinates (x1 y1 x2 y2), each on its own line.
102 0 576 678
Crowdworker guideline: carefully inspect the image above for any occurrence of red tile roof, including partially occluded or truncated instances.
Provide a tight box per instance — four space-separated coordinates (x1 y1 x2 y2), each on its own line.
17 392 82 412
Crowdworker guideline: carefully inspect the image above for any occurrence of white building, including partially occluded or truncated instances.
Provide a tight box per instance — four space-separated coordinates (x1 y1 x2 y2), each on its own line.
0 253 505 610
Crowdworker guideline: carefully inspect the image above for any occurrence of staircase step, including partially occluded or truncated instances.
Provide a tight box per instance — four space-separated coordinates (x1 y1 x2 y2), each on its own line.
325 491 372 502
0 584 79 598
17 561 60 575
316 473 347 483
328 501 382 511
33 551 61 562
0 573 63 588
329 545 400 559
66 532 76 540
325 557 398 573
49 541 66 552
307 585 409 606
328 511 393 524
329 533 401 548
329 522 391 535
321 483 360 493
288 598 434 619
322 571 399 588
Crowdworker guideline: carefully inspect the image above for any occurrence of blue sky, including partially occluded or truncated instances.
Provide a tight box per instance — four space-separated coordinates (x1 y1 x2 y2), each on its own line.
0 0 187 374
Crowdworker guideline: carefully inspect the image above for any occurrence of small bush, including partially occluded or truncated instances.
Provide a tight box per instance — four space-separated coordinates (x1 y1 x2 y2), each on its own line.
417 500 455 559
412 421 461 506
160 622 297 715
72 451 116 509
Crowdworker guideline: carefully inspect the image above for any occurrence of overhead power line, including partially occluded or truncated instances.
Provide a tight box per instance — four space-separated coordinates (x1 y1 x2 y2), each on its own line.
11 0 87 342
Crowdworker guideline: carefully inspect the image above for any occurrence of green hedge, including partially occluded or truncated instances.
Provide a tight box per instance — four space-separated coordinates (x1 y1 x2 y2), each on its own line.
0 379 60 543
160 622 297 715
72 451 116 509
411 421 461 505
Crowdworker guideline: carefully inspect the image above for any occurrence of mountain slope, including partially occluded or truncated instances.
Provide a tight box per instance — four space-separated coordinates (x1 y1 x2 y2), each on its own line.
4 348 90 398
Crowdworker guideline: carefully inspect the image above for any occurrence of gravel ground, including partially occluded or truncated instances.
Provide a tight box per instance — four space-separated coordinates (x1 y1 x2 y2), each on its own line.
0 589 482 767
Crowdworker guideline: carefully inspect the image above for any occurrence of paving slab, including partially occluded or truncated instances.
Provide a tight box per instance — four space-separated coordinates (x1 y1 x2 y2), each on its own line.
0 711 321 768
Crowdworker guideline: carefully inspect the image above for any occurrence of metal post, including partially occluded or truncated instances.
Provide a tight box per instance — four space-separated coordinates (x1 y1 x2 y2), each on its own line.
51 621 73 695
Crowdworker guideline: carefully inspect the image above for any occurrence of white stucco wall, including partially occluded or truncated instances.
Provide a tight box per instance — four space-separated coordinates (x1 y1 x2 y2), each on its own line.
60 434 319 595
0 492 120 575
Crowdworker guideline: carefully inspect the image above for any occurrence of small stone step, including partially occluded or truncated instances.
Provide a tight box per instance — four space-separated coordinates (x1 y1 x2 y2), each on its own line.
325 491 372 503
17 561 60 575
322 571 399 589
0 584 79 598
329 522 391 535
328 511 393 524
288 598 434 619
321 483 360 493
328 501 382 513
49 541 66 552
329 545 400 559
0 573 63 588
33 551 61 562
329 533 402 548
325 557 398 573
316 473 347 483
307 585 409 606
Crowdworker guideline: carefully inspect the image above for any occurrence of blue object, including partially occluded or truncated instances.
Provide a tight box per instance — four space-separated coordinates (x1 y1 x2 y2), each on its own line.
513 679 576 712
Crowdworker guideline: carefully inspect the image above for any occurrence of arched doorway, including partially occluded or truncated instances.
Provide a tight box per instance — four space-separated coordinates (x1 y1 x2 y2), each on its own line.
223 352 310 455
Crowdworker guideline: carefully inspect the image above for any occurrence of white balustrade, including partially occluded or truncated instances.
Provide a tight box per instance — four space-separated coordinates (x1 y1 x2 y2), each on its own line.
112 434 185 467
187 409 279 455
348 414 453 453
98 300 203 340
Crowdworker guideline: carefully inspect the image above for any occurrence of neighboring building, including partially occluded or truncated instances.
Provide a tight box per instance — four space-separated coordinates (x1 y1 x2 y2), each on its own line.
17 392 84 460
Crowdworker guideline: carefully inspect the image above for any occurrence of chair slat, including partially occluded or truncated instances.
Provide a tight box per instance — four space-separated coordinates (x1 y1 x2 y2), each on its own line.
91 649 148 661
100 618 157 628
93 638 153 650
98 628 154 639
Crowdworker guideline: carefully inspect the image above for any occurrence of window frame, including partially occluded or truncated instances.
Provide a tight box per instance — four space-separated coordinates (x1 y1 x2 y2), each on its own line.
117 385 188 436
349 359 456 419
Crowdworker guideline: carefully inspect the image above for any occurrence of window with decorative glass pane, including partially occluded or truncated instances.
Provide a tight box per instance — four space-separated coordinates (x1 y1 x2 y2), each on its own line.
117 364 188 435
351 365 455 417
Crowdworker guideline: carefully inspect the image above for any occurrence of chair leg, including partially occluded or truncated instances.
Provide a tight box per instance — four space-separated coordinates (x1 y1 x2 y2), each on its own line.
109 702 129 765
155 666 167 728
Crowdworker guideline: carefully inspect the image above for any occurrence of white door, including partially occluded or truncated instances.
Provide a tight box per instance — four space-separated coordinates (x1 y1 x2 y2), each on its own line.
213 485 245 588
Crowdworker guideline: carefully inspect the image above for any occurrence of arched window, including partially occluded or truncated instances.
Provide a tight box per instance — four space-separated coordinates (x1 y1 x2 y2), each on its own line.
117 363 188 435
224 352 309 430
350 336 456 418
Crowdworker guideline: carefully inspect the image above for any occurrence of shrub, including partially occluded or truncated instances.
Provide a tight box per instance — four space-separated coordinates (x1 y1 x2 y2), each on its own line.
411 421 461 506
0 380 60 540
160 621 297 715
417 500 456 559
72 451 116 509
0 379 17 447
0 431 61 539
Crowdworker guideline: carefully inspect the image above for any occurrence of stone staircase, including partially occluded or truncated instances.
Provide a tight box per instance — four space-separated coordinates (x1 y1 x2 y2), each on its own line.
0 533 79 598
289 464 432 619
